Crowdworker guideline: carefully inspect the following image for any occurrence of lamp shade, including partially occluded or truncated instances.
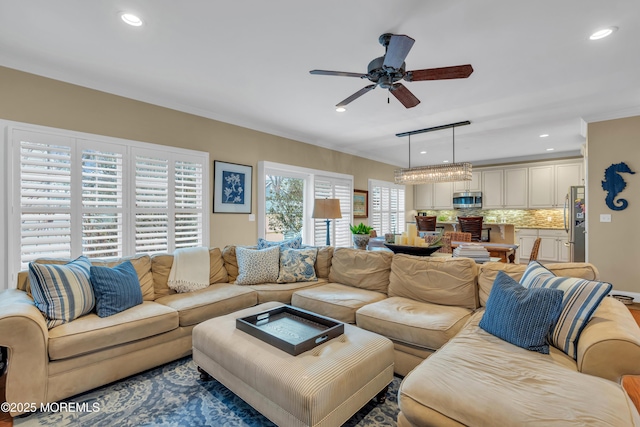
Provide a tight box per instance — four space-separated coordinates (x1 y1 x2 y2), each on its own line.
312 199 342 219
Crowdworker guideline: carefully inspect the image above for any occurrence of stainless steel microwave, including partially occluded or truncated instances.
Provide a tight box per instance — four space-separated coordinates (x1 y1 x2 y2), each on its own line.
452 191 482 209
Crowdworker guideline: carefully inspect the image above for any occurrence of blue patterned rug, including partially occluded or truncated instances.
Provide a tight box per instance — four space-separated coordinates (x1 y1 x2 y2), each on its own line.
15 357 401 426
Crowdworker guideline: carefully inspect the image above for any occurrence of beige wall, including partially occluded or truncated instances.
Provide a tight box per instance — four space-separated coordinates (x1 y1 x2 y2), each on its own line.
0 66 411 248
587 115 640 293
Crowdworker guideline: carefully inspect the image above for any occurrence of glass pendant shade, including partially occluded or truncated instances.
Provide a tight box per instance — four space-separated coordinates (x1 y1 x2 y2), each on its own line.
394 162 472 184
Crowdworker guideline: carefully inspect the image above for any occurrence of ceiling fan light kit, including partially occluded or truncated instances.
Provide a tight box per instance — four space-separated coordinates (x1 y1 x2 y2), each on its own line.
310 33 473 109
394 121 472 184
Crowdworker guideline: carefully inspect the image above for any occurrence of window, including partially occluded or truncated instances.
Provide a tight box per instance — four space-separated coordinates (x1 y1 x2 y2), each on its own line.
7 125 209 280
369 179 406 235
258 161 353 246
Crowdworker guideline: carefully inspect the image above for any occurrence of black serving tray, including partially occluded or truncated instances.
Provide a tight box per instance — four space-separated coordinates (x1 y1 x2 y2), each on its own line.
383 243 442 256
236 305 344 356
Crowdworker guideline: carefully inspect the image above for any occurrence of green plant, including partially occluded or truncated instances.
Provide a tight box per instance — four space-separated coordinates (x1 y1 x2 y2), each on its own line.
350 223 374 235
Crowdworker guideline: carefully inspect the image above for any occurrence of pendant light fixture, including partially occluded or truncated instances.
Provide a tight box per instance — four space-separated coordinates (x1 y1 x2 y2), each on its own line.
394 121 472 184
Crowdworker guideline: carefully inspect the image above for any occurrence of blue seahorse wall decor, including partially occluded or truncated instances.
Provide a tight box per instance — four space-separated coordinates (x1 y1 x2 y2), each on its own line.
601 162 635 210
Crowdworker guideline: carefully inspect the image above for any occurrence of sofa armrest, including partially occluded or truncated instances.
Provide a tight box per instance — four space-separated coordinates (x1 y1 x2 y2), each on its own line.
576 296 640 382
0 289 49 414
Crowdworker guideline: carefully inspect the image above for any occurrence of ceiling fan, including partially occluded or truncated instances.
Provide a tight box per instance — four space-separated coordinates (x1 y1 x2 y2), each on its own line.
310 33 473 109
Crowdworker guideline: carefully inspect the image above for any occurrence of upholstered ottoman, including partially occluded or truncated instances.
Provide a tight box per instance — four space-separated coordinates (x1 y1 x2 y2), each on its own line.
193 302 395 427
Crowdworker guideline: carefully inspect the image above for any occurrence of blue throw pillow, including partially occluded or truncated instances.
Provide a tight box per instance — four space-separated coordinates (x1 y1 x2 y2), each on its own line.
480 271 563 354
90 261 143 317
29 256 96 328
256 236 302 250
520 261 612 359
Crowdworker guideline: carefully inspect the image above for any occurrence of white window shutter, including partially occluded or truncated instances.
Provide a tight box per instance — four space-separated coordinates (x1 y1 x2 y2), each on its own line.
174 159 203 248
134 153 169 254
313 176 353 247
19 139 73 268
81 148 124 258
369 180 405 236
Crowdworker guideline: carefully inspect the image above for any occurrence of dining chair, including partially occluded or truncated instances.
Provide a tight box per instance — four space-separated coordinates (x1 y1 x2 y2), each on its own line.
415 216 437 232
529 237 542 261
458 216 490 242
442 231 472 253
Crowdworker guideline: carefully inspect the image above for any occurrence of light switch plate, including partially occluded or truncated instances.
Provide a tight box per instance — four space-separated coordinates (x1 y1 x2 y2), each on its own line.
600 214 611 223
248 214 255 222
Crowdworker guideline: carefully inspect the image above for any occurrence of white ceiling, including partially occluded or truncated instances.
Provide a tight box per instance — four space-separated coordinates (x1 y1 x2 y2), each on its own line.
1 0 639 167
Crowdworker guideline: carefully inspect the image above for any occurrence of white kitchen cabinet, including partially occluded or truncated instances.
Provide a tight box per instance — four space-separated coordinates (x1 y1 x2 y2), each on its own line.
482 168 527 208
504 168 528 208
517 229 569 263
516 229 539 264
414 182 453 210
538 229 570 262
453 171 482 192
529 162 583 208
482 170 504 208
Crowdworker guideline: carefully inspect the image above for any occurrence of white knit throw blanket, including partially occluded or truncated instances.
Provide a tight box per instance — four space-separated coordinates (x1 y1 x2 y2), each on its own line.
167 247 210 293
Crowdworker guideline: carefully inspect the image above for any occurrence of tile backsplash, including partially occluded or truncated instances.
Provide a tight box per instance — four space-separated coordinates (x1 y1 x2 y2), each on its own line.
417 208 565 229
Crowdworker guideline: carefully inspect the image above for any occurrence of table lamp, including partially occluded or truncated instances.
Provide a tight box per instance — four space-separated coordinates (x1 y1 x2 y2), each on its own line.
312 198 342 246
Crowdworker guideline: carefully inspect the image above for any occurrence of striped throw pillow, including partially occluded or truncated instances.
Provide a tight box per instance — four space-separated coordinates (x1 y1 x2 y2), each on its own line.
520 261 612 359
480 271 563 354
90 261 143 317
29 256 95 329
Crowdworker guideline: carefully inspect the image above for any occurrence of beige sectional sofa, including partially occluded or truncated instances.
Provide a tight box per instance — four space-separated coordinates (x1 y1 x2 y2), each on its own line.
1 245 639 425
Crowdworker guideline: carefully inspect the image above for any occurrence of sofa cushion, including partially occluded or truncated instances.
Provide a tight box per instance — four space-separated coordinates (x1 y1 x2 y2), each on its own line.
29 256 95 329
313 246 333 279
292 283 387 324
90 261 144 317
520 261 612 359
398 311 639 427
222 244 257 283
151 248 229 298
479 271 563 354
235 246 280 285
277 248 318 283
247 279 328 304
154 283 257 326
477 262 600 306
328 248 392 293
256 236 302 249
388 254 478 309
356 297 473 351
47 301 178 360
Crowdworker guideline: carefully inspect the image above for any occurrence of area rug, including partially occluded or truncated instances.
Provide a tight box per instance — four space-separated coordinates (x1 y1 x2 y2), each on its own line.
15 357 401 426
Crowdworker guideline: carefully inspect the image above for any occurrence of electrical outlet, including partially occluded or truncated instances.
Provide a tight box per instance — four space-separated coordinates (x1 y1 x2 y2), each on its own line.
248 214 255 222
547 216 552 222
600 214 611 223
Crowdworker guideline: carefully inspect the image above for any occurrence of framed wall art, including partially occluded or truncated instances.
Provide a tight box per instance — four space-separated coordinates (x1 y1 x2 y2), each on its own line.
213 161 252 213
353 189 368 218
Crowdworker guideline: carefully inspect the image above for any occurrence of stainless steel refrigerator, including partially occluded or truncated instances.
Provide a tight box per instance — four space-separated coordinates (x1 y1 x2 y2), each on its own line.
564 186 586 262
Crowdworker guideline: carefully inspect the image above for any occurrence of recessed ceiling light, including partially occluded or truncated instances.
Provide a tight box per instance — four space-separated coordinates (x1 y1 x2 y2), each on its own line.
546 148 555 151
420 150 427 154
539 134 549 138
590 26 617 40
443 160 449 163
335 107 346 112
121 12 143 27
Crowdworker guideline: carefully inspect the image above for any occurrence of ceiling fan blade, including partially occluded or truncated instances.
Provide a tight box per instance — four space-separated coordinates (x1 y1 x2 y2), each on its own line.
405 64 474 81
390 83 420 108
310 69 367 78
383 35 415 70
336 84 376 107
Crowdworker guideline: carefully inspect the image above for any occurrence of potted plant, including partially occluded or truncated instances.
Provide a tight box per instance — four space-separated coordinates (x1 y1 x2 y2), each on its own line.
350 223 374 250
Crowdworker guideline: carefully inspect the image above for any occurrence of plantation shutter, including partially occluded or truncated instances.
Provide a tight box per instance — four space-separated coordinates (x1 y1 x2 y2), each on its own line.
369 179 406 235
80 143 124 258
313 176 352 247
17 132 73 267
134 150 170 254
174 158 204 248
